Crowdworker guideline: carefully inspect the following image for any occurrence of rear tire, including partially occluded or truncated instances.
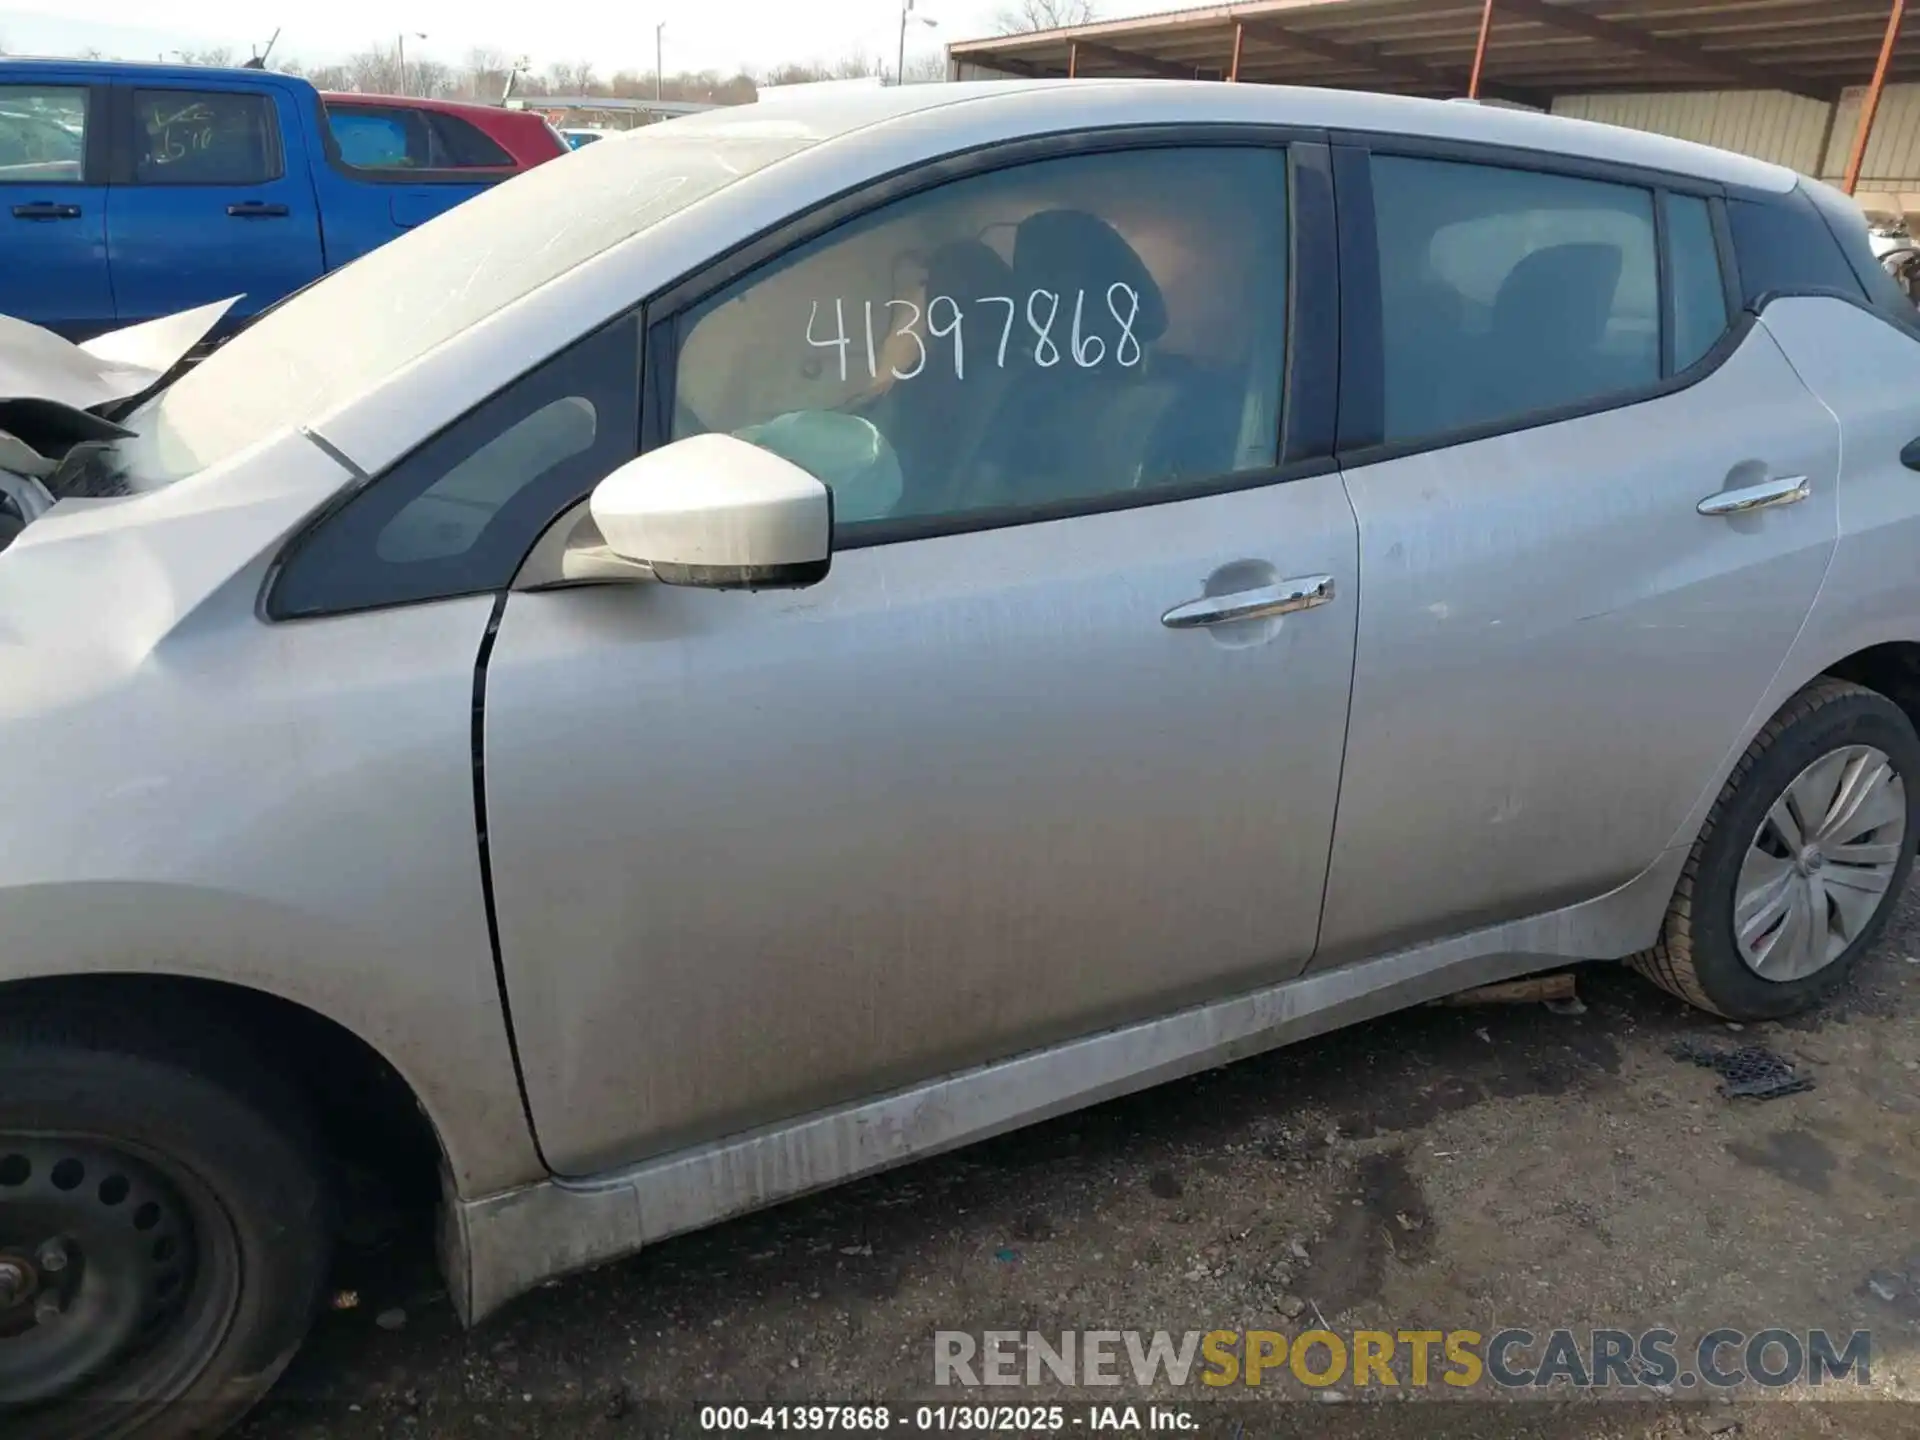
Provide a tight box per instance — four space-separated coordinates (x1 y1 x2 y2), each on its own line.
1635 678 1920 1019
0 1010 330 1439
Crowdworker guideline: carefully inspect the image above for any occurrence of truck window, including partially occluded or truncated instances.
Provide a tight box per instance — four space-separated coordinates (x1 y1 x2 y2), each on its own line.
132 89 281 185
0 84 87 182
328 104 515 171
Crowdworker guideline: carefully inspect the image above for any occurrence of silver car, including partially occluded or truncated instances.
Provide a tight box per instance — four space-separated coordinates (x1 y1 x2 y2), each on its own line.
4 79 1918 1437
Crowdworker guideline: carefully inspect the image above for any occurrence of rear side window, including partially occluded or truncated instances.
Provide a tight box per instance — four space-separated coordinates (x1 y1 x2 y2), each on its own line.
328 106 428 169
1370 155 1659 444
329 106 514 170
1727 192 1865 305
0 84 87 183
1666 192 1728 371
132 89 280 185
270 316 640 618
430 113 513 168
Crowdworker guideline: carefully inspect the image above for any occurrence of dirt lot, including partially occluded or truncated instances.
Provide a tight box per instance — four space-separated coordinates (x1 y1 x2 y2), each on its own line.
241 887 1920 1439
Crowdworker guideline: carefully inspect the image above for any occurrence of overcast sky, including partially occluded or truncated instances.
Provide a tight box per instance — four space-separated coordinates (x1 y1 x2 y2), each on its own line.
0 1 1179 77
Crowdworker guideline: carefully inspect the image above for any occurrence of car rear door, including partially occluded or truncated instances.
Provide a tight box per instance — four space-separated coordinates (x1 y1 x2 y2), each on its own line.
0 77 113 339
104 77 324 326
1314 142 1841 967
471 138 1359 1175
311 101 501 266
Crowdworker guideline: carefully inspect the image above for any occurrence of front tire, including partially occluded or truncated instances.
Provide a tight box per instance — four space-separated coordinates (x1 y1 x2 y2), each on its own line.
0 1014 330 1439
1636 678 1920 1019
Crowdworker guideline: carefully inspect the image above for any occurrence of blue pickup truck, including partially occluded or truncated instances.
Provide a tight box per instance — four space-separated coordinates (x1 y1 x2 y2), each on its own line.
0 59 561 341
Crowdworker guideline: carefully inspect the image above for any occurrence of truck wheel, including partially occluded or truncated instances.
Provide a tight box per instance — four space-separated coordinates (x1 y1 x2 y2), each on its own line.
1635 679 1920 1019
0 1016 330 1439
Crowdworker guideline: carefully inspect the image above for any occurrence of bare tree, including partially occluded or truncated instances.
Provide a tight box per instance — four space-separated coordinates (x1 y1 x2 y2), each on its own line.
995 0 1097 32
900 53 948 84
458 46 514 103
545 61 600 95
174 46 236 66
344 45 406 94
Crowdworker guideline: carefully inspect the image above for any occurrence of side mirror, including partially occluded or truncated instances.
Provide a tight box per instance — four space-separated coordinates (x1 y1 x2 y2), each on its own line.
587 433 833 590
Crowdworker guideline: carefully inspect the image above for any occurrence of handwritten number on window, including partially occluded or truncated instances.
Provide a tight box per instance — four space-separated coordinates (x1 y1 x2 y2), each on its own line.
804 284 1145 381
806 299 850 383
1108 283 1143 368
978 297 1017 370
1069 290 1106 368
885 299 927 380
1026 290 1061 367
926 296 964 380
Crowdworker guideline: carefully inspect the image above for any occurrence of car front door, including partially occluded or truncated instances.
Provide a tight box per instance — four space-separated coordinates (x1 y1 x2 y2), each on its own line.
1315 146 1841 966
105 80 325 326
477 140 1362 1175
0 78 112 339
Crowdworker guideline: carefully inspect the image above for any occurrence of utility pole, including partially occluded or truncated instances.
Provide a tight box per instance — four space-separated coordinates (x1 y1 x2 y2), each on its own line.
656 21 665 102
396 31 425 96
898 1 936 85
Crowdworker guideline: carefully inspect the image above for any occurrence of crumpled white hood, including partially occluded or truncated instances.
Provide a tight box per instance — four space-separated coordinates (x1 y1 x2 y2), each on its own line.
0 298 237 415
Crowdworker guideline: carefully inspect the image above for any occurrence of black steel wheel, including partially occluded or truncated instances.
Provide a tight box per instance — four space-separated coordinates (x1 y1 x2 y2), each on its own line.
0 1007 330 1439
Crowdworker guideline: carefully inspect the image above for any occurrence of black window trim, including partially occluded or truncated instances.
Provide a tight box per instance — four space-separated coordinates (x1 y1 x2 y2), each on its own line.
1726 179 1920 340
0 79 106 186
1331 130 1749 469
646 122 1339 554
314 96 516 186
116 81 287 187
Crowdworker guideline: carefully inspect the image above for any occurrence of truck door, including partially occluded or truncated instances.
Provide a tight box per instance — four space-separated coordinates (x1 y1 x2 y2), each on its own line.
0 78 113 339
104 79 324 327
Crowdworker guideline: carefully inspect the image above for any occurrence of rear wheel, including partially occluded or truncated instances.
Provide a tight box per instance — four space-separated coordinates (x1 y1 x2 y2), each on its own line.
1636 678 1920 1018
0 1020 329 1439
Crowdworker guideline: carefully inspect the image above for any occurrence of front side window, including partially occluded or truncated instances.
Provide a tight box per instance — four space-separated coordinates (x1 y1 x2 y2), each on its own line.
669 146 1290 531
0 85 87 182
132 89 280 185
1371 155 1659 444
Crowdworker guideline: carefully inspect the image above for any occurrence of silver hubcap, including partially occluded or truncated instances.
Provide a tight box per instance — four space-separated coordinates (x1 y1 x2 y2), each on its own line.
1735 744 1907 981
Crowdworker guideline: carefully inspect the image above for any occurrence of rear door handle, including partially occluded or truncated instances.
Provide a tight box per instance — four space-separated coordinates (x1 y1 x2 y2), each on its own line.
11 202 81 220
226 202 290 218
1697 474 1810 517
1901 437 1920 471
1162 575 1336 629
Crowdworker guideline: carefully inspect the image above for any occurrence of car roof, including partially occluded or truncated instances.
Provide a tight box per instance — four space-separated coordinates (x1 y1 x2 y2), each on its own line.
321 92 540 121
0 56 286 86
669 78 1795 193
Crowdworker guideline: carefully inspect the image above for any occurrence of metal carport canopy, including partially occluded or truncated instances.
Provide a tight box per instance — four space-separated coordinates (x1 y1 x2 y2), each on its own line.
946 0 1911 110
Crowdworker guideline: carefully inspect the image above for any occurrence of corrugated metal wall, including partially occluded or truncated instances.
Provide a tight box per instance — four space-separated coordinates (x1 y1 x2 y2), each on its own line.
1553 84 1920 216
1551 89 1835 176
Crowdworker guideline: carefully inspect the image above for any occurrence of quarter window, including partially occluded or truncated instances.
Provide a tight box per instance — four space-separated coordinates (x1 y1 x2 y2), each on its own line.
327 104 515 171
1371 155 1660 444
132 89 280 185
270 316 640 619
667 147 1290 532
0 85 87 183
1666 192 1729 372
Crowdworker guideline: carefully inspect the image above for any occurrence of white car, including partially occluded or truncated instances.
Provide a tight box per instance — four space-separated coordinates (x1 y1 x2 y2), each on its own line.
6 80 1920 1438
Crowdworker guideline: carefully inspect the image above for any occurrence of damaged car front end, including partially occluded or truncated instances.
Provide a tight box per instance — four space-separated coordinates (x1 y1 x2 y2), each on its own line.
0 298 237 553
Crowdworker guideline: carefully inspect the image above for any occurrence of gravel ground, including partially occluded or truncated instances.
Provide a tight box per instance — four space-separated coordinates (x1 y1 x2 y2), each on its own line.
241 887 1920 1440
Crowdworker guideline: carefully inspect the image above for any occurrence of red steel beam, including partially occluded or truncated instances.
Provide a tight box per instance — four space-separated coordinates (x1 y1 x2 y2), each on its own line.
1845 0 1908 194
1469 0 1496 98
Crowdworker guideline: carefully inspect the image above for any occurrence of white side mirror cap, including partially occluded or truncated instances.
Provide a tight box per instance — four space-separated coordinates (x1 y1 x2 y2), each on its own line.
587 432 832 589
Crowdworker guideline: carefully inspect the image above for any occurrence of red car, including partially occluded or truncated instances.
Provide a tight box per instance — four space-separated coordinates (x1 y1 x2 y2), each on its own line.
320 92 567 175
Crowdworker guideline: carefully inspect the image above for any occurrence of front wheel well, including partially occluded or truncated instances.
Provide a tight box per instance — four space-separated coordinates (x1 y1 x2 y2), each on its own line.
0 973 445 1227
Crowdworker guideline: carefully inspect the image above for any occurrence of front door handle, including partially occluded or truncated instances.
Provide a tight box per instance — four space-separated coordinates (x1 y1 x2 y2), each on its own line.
1900 437 1920 471
226 202 290 218
11 202 81 220
1697 474 1810 517
1162 575 1336 629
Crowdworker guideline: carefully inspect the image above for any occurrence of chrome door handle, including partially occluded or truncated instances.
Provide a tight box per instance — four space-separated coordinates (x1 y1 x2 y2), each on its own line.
1161 575 1335 629
1697 474 1809 516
